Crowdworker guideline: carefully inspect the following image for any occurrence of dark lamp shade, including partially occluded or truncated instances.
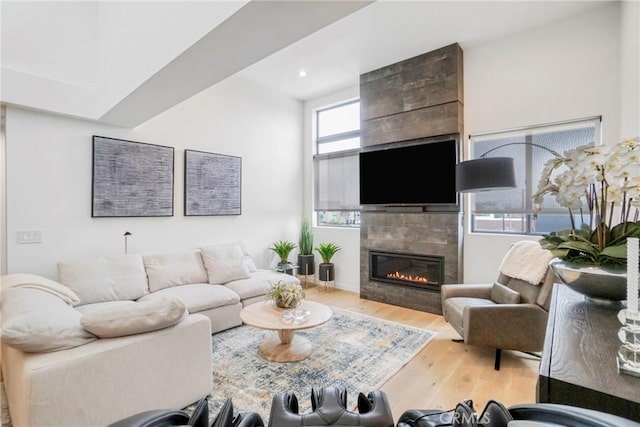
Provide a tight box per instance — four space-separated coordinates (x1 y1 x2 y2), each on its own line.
455 157 516 193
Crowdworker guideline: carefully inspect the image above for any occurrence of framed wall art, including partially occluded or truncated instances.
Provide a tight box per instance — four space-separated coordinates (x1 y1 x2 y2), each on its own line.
184 149 241 216
92 135 174 217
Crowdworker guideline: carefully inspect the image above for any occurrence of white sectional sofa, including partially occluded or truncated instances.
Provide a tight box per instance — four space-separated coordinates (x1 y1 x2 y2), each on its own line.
1 241 300 427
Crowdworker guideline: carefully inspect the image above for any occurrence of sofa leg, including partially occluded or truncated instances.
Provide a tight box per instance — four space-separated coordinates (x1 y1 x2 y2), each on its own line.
494 349 502 370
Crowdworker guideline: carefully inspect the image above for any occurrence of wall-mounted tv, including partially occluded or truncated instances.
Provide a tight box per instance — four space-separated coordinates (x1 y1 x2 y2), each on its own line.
359 137 459 208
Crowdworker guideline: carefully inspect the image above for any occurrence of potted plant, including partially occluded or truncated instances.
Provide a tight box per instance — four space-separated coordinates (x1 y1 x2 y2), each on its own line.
297 218 315 276
315 242 341 282
532 137 640 303
270 240 297 274
266 280 305 308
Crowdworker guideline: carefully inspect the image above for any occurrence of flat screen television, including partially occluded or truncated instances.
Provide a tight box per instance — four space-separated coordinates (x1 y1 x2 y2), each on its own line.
359 139 459 207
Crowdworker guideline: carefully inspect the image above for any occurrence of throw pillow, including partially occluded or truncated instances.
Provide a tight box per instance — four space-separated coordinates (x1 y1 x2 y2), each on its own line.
490 282 521 304
1 287 97 352
80 296 187 338
200 243 251 284
235 240 258 272
143 250 209 292
1 273 80 306
242 255 257 273
58 254 149 305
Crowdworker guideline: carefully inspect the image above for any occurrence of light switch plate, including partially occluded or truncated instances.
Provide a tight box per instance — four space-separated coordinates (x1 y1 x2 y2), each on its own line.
17 230 43 244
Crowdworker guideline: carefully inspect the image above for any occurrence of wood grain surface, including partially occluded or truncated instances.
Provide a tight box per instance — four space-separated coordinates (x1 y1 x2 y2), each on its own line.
240 300 332 362
302 284 540 421
539 283 640 420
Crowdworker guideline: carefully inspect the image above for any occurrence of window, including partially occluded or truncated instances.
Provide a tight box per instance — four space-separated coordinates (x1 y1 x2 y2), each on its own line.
469 116 601 235
314 100 361 227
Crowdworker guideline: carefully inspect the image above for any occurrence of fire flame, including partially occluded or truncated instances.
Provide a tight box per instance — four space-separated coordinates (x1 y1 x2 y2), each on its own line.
386 271 429 284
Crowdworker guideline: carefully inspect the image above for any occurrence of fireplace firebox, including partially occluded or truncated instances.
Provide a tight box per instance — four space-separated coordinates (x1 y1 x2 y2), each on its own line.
369 251 444 292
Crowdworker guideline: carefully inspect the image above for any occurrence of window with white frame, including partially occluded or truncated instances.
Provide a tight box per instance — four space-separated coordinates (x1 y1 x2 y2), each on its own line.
469 116 602 235
314 100 361 227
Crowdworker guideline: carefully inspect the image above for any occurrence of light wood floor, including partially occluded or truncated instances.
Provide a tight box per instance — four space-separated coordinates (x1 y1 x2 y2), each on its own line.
303 285 540 420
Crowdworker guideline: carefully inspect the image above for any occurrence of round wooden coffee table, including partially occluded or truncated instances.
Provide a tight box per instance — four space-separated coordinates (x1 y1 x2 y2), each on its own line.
240 300 332 362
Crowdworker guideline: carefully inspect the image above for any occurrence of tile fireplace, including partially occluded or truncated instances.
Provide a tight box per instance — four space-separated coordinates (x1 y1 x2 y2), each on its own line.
359 211 461 315
369 251 443 291
358 43 463 315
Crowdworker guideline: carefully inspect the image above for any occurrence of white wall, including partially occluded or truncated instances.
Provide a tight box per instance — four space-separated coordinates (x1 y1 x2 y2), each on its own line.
6 75 303 279
620 0 640 139
462 1 627 282
1 2 100 118
0 2 246 120
96 2 245 114
303 1 633 289
303 85 360 292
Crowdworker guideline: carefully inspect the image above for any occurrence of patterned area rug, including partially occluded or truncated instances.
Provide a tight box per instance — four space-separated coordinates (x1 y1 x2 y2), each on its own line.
187 307 435 422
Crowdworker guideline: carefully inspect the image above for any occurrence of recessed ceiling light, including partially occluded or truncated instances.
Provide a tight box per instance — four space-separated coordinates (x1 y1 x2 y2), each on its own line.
298 69 307 77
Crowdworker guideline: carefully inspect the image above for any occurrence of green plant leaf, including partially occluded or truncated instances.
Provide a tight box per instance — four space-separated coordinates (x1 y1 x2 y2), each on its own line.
557 240 598 255
601 244 628 260
266 280 305 307
315 242 341 263
270 240 297 263
538 220 639 267
299 219 314 255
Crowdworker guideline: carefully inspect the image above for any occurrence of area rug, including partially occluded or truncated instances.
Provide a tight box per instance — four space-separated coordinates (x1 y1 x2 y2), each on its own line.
186 307 435 422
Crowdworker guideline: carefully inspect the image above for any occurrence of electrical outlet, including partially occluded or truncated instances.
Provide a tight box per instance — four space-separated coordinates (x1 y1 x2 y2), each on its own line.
17 230 43 244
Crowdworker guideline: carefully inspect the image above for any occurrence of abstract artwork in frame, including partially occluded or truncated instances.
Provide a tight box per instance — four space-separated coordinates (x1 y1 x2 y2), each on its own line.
184 149 241 216
92 135 174 217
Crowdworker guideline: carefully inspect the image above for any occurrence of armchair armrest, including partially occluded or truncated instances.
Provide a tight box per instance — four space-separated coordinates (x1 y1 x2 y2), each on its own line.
463 303 548 351
441 284 493 300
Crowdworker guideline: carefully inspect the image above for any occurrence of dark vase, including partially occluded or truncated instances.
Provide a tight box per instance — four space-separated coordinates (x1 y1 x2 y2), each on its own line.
318 263 335 282
297 254 315 276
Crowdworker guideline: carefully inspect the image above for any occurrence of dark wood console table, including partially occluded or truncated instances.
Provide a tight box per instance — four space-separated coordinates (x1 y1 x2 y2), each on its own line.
538 283 640 421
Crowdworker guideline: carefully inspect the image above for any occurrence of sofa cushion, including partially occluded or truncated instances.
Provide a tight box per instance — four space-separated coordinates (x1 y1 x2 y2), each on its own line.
225 270 300 303
1 287 97 352
75 300 137 314
58 254 148 305
250 269 301 286
225 277 271 301
143 250 209 292
490 282 521 304
1 273 80 306
235 240 258 272
242 255 257 273
201 243 251 284
442 297 497 333
80 297 187 338
138 283 240 313
499 275 541 304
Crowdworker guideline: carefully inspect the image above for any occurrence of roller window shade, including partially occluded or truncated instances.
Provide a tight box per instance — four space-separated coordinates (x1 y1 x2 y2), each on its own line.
313 151 359 211
470 118 600 215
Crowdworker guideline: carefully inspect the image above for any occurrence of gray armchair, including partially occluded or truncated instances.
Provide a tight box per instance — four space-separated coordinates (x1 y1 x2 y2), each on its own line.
441 241 555 370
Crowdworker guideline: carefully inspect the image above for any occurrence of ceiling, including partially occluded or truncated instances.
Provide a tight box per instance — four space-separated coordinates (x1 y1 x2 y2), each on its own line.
0 0 612 127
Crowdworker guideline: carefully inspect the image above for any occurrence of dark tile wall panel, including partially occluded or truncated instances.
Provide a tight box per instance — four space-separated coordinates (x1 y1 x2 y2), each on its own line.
360 280 444 314
360 43 464 121
361 102 462 147
360 212 462 314
358 42 464 314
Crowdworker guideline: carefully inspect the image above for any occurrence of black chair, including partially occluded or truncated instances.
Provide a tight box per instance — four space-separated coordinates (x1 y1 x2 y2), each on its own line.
108 397 265 427
508 403 640 427
110 391 640 427
268 386 394 427
396 400 640 427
